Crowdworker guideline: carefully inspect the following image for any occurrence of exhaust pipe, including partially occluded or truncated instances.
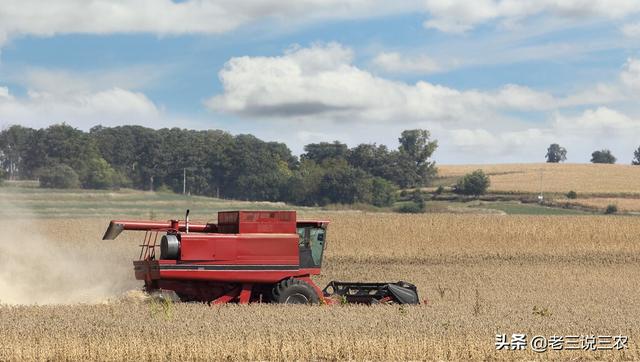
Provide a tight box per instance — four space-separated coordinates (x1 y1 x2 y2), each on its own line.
185 209 190 234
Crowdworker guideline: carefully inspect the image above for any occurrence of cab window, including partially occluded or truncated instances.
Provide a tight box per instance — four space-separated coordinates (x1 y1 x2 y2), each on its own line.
296 226 326 266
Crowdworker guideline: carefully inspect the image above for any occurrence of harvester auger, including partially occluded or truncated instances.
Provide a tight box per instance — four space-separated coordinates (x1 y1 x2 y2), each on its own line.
103 210 420 305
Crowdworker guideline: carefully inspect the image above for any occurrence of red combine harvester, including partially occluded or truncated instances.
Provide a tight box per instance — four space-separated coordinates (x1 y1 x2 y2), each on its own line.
103 210 419 305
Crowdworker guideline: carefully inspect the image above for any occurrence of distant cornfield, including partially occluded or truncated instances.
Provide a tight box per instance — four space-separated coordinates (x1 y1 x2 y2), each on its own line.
0 213 639 360
438 163 640 194
562 197 640 212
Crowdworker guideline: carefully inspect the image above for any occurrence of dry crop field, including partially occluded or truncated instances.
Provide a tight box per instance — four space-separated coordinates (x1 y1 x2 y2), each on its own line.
562 197 640 213
1 211 639 360
438 163 640 195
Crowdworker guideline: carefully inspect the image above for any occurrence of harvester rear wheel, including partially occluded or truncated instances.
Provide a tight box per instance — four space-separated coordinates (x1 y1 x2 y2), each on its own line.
272 278 319 304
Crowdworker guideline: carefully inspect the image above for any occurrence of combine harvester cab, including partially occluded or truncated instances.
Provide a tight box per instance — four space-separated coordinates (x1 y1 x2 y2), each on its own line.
103 210 419 305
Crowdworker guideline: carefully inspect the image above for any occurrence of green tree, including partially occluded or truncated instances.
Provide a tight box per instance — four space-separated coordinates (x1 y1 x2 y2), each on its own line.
396 129 438 188
221 134 292 201
632 146 640 165
370 177 397 207
318 162 373 205
412 190 426 211
83 157 121 189
23 124 104 187
302 141 349 164
203 130 235 197
2 124 445 208
347 144 391 178
38 164 80 189
590 149 616 164
284 160 325 206
396 191 426 213
545 143 567 163
0 125 36 179
92 125 165 190
454 170 490 196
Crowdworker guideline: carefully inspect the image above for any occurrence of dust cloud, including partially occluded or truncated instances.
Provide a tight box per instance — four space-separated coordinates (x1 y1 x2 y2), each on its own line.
0 200 140 305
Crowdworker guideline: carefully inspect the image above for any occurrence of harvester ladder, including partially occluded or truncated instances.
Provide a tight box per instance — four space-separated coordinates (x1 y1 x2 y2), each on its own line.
139 230 159 260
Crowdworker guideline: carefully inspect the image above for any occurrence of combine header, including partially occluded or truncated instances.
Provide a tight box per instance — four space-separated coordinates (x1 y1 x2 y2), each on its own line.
103 210 419 305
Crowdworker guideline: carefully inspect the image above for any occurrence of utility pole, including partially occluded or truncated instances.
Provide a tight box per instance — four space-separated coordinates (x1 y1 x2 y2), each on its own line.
538 168 544 203
183 168 186 195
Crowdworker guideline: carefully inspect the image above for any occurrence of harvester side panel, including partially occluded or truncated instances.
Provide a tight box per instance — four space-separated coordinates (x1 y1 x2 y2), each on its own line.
217 211 296 234
179 234 299 265
134 259 320 284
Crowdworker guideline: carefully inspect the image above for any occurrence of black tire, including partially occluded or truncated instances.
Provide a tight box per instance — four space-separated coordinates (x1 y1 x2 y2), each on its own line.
144 281 159 293
272 278 320 304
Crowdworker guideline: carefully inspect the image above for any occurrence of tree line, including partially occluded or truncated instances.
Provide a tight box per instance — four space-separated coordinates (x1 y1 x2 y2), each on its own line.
546 143 640 164
0 124 438 207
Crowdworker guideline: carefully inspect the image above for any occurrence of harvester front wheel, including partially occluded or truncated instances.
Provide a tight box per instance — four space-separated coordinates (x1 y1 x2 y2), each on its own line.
272 278 319 304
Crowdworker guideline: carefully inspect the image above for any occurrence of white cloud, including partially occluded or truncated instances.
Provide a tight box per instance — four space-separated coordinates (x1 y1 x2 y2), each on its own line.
451 107 640 157
208 43 563 124
372 52 442 74
491 84 556 110
0 0 421 45
449 127 548 155
554 107 640 134
552 57 639 107
0 84 161 129
622 22 640 38
449 128 498 150
621 58 640 91
0 86 11 99
14 66 166 96
560 83 626 107
443 107 640 162
207 43 640 162
0 0 636 44
423 0 640 33
0 67 168 128
423 0 507 33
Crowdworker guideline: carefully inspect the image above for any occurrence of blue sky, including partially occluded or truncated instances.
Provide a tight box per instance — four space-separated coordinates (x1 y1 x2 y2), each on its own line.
0 1 639 164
